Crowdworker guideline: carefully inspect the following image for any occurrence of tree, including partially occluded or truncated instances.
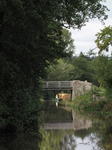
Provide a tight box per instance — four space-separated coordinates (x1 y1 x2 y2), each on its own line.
47 58 74 81
95 26 112 88
62 29 75 57
96 55 112 88
47 52 98 85
47 29 75 81
0 0 108 132
95 26 112 54
71 52 95 83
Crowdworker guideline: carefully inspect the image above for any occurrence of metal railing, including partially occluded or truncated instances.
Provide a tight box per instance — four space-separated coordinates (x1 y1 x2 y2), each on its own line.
43 81 73 90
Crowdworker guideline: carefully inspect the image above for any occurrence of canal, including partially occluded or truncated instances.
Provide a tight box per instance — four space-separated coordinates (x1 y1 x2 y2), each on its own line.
0 101 112 150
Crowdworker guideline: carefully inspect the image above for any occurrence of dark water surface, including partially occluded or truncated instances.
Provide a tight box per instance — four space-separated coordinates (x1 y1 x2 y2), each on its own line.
0 133 41 150
0 103 112 150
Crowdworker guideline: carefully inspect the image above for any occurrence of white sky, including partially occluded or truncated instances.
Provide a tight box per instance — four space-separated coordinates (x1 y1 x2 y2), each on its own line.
70 0 112 56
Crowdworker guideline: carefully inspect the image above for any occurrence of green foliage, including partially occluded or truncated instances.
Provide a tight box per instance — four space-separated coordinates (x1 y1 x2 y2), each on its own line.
0 133 41 150
92 86 105 96
39 130 68 150
71 53 91 81
62 29 75 57
105 88 112 101
46 29 75 80
47 52 99 85
71 52 98 84
72 86 106 111
95 26 112 88
96 55 112 88
95 26 112 53
47 58 74 81
72 92 94 111
71 86 112 119
0 53 43 132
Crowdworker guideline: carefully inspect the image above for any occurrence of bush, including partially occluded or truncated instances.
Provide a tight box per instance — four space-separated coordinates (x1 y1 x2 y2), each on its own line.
71 86 112 119
73 87 107 112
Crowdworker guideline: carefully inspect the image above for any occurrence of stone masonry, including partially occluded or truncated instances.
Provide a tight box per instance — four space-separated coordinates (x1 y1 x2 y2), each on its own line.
72 80 92 100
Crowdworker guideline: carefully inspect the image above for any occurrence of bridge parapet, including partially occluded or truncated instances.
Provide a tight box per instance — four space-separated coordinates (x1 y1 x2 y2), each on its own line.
43 81 73 90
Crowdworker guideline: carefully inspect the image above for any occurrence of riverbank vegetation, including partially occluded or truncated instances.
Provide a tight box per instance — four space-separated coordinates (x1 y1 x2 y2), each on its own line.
66 87 112 119
65 26 112 119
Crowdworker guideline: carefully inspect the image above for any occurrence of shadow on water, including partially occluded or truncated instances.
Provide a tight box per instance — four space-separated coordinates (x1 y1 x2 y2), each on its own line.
0 133 41 150
44 101 73 123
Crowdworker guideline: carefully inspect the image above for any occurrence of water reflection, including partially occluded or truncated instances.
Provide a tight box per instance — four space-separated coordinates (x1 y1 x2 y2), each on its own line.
40 103 112 150
59 132 103 150
44 107 92 130
39 129 105 150
72 111 92 130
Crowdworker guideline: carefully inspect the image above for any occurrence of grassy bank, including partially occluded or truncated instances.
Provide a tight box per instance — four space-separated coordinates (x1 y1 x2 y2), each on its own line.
66 86 112 119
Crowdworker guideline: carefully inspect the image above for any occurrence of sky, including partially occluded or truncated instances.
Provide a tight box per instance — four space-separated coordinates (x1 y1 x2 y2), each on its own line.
70 0 112 56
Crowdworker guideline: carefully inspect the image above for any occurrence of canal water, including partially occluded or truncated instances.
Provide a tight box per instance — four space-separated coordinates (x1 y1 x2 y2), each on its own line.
0 102 112 150
40 102 112 150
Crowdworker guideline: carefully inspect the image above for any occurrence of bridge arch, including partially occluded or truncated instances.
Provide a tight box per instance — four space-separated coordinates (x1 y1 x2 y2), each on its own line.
43 80 92 100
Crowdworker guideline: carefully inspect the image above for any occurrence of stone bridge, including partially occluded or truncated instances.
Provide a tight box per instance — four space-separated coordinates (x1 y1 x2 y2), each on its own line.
43 80 92 100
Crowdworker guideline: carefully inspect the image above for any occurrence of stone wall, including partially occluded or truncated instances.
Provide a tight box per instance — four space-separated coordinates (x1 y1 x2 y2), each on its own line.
72 80 92 100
